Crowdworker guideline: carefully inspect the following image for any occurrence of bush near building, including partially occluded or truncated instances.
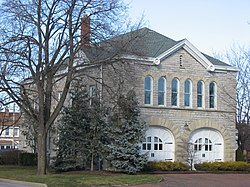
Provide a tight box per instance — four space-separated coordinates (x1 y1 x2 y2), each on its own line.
0 150 36 166
195 161 250 171
144 161 189 171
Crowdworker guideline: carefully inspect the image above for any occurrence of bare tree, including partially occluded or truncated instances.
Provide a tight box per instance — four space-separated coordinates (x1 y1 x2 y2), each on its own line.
221 45 250 151
0 0 133 175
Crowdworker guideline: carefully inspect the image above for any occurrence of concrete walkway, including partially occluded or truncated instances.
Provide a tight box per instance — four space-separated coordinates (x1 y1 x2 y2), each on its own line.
0 179 46 187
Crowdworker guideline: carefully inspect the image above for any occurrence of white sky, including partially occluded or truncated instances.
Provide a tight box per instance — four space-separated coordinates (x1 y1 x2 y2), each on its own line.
124 0 250 56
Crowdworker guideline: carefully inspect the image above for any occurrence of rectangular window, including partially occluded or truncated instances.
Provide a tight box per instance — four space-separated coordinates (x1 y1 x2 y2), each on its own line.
154 144 158 150
89 85 96 97
14 128 18 136
6 145 11 149
171 93 177 106
159 144 163 150
147 144 151 150
5 128 9 136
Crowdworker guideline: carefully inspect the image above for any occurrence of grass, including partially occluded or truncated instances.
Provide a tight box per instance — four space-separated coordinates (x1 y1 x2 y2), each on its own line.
0 166 162 187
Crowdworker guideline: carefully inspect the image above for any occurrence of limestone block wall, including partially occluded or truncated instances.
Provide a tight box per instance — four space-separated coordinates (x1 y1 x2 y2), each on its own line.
99 48 237 162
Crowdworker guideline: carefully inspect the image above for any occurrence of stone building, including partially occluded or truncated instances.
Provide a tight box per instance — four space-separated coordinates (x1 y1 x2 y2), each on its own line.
19 26 239 164
79 27 238 163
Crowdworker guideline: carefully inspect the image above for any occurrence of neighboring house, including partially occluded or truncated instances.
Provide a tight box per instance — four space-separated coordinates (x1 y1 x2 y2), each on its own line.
19 21 239 164
0 109 20 150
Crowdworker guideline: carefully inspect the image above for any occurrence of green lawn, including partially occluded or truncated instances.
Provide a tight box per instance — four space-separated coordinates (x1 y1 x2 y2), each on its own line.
0 166 162 187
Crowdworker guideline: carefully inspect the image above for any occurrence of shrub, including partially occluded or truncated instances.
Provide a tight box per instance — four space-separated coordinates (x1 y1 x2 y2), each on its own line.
236 149 245 161
144 161 189 171
19 152 37 166
195 161 250 171
0 150 19 165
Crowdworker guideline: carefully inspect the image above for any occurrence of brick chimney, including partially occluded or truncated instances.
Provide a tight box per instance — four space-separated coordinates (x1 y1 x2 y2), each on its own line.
81 15 90 47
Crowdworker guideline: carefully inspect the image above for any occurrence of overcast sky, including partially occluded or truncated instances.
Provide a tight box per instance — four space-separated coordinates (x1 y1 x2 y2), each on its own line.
124 0 250 56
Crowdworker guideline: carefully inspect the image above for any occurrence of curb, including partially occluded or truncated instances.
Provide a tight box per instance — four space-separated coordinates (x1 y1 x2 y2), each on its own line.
0 178 47 187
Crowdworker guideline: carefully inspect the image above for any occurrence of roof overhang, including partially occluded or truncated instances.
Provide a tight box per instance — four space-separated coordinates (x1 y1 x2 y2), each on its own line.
154 39 238 72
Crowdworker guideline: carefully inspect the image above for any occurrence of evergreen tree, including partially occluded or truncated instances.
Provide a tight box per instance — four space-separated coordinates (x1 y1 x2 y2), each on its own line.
55 86 108 171
107 90 148 174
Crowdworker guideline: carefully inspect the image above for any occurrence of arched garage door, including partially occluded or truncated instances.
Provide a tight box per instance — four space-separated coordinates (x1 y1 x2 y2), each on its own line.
141 126 175 161
189 128 224 163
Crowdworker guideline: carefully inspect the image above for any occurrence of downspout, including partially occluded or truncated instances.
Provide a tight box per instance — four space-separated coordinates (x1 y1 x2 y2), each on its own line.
100 65 103 102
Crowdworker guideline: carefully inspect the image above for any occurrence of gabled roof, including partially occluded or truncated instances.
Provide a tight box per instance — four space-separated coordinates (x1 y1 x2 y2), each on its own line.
83 27 238 72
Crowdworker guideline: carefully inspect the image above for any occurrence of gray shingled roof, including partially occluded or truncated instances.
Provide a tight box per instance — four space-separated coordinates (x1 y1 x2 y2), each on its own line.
84 27 230 67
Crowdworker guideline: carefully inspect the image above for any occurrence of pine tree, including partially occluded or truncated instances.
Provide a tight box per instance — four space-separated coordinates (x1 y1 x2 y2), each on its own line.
55 87 108 171
107 90 148 174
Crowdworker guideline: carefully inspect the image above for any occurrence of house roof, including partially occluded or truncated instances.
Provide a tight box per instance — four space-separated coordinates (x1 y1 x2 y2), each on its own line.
0 111 20 127
82 27 238 72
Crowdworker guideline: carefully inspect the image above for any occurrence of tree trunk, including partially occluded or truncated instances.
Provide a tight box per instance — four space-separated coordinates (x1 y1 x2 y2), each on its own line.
37 129 47 175
91 153 94 171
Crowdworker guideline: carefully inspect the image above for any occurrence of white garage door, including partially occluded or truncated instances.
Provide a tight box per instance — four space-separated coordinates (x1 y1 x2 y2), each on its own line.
189 128 224 163
141 126 175 161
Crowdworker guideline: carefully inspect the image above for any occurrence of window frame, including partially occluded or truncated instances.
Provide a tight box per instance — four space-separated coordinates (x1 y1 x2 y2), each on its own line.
158 77 166 106
171 78 179 107
184 79 192 107
209 82 217 109
144 76 153 105
197 80 204 108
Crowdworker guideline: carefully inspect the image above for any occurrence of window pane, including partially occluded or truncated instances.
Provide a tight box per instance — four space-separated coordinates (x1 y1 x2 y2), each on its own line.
209 96 214 108
197 81 203 107
194 144 197 151
142 144 146 150
154 144 158 150
147 137 151 142
205 145 208 151
158 77 165 91
197 81 203 94
154 137 158 142
159 144 163 150
147 144 151 150
145 91 151 104
158 77 165 105
184 94 190 106
184 80 191 107
184 80 190 93
197 95 202 107
144 76 152 104
158 92 164 105
171 79 178 106
5 129 9 136
171 93 177 106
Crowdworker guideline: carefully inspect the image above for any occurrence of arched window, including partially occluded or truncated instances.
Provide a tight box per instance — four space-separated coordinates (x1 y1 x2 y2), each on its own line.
171 78 179 106
209 82 216 108
158 77 166 106
197 80 204 108
144 76 153 105
184 79 192 107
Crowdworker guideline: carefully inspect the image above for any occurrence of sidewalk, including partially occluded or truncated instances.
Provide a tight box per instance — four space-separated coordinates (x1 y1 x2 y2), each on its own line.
0 179 47 187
